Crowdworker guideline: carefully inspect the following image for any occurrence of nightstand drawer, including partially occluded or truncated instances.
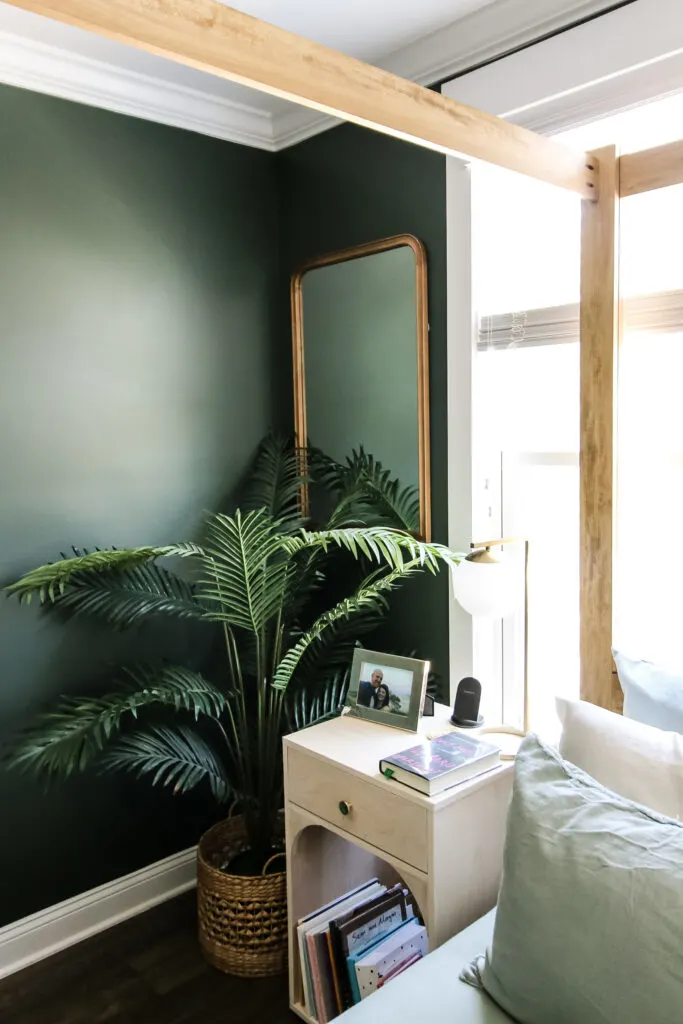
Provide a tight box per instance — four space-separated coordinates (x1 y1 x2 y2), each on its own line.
286 746 428 870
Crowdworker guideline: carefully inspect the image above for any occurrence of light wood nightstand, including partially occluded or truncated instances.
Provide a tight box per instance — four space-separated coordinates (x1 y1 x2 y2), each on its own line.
283 703 514 1023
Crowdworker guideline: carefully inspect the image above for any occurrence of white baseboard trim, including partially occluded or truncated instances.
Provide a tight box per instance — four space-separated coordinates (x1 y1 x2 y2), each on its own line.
0 846 197 981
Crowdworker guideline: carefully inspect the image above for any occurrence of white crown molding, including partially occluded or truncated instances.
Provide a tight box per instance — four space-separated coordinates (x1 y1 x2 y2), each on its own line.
269 0 621 148
0 846 196 980
0 0 624 151
272 106 343 150
0 29 277 150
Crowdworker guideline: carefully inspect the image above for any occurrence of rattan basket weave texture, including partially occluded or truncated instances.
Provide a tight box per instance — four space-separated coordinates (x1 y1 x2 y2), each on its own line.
197 815 287 977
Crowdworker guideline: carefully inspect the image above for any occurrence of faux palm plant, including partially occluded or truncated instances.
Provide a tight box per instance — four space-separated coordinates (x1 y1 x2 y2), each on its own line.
4 438 459 869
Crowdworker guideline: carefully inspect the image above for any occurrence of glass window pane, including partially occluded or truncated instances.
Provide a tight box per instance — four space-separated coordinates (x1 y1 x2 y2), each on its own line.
502 454 579 734
616 331 683 663
470 92 683 729
474 167 580 316
620 184 683 296
615 183 683 662
473 343 579 737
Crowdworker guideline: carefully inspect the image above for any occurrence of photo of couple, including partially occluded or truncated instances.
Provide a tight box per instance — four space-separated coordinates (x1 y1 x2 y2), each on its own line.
356 663 413 716
347 648 430 732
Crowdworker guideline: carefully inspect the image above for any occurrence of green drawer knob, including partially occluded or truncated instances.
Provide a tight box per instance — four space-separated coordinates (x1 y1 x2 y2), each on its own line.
338 800 352 817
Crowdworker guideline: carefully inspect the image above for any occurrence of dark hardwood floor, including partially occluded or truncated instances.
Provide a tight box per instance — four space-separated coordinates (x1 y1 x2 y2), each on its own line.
0 892 296 1024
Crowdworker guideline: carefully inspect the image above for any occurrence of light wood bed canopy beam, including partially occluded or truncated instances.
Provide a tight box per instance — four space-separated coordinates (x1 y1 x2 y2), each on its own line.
3 0 598 198
579 137 683 711
580 146 621 712
620 139 683 197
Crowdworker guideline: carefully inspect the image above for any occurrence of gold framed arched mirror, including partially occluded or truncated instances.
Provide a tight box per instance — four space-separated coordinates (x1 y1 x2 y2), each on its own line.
290 234 431 540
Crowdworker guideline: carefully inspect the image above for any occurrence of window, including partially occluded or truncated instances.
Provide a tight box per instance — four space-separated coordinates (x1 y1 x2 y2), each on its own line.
471 93 683 735
472 165 581 737
615 182 683 664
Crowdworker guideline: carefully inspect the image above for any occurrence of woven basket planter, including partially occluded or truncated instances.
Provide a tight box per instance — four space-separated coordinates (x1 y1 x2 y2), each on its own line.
197 814 288 978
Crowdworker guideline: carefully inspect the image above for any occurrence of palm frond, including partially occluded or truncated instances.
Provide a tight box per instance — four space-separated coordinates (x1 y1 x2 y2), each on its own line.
285 665 351 731
308 447 349 494
6 543 202 605
103 725 232 802
283 527 461 576
52 561 205 629
313 447 420 530
241 435 307 531
199 510 290 633
5 666 227 779
332 476 419 532
289 604 380 688
272 561 423 693
280 548 326 625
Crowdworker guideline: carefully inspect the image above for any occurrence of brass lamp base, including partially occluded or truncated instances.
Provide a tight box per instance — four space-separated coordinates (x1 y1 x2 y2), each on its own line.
478 725 525 760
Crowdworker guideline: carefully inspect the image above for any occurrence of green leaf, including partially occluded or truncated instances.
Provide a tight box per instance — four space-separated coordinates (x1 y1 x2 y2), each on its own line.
6 544 202 605
275 527 460 696
285 665 351 731
272 561 423 693
241 434 307 531
5 666 227 780
282 527 461 576
312 447 420 531
199 509 290 634
103 725 232 802
52 561 205 629
288 604 380 691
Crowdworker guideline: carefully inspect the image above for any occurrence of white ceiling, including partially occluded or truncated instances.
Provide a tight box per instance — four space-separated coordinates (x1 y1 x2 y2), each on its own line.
0 0 620 149
218 0 500 62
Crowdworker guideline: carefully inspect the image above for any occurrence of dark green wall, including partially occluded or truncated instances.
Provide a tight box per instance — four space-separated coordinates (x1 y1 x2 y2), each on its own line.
277 125 450 690
0 93 450 928
0 85 281 926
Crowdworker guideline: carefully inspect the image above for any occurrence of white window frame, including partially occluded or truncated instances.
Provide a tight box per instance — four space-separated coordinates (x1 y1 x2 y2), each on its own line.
442 0 683 702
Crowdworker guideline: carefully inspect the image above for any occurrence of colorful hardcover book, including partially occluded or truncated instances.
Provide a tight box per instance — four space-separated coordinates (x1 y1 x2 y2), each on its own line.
379 731 500 796
354 919 428 1000
345 917 416 1004
338 890 407 957
329 886 407 1011
326 929 344 1017
306 931 327 1022
297 878 381 928
311 927 342 1024
297 880 385 1018
376 951 422 988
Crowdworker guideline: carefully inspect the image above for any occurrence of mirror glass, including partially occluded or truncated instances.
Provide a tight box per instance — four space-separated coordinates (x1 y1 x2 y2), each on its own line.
292 236 430 538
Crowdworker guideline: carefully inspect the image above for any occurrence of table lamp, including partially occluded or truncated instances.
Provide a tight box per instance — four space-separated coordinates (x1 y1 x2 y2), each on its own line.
451 537 529 751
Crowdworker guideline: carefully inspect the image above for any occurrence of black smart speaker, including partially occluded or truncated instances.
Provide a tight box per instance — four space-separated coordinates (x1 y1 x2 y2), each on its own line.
450 677 483 728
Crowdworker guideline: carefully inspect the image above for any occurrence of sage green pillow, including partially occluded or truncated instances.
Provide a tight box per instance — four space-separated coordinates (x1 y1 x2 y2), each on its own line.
474 735 683 1024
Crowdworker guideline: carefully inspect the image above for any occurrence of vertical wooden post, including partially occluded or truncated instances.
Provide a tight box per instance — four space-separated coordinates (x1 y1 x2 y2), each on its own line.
580 146 621 710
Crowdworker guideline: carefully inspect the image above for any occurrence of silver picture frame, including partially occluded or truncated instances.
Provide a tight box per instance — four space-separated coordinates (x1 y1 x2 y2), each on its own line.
346 647 430 732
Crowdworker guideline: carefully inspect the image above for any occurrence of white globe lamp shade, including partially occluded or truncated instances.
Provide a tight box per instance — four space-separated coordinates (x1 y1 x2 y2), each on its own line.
452 552 521 619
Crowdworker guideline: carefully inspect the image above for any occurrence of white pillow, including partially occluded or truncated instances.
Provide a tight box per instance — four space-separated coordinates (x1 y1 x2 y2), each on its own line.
556 697 683 820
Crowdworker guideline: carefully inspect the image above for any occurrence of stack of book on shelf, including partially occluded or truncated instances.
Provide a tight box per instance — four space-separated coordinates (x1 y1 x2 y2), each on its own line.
297 878 428 1022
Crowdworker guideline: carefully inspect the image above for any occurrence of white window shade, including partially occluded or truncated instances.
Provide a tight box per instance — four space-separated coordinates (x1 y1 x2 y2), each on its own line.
478 290 683 351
